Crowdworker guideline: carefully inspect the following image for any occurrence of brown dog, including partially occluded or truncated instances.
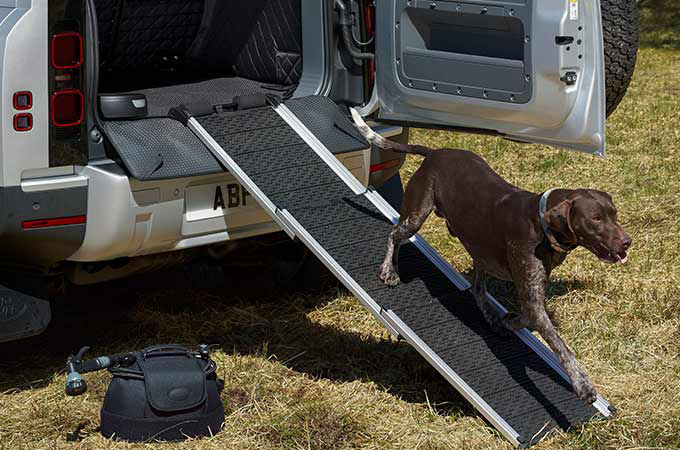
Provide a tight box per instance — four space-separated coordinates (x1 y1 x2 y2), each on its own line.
352 109 631 404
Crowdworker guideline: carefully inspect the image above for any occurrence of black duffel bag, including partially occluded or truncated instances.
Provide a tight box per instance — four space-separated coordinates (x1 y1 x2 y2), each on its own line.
65 344 224 442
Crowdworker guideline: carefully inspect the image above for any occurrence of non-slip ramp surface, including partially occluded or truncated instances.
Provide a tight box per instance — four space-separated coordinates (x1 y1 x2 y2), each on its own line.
186 96 610 447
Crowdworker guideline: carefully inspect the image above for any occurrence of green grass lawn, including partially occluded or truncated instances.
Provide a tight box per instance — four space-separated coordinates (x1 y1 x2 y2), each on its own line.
2 3 679 449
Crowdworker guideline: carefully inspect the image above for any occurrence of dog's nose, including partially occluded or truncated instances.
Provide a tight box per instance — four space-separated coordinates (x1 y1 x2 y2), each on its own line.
621 235 632 250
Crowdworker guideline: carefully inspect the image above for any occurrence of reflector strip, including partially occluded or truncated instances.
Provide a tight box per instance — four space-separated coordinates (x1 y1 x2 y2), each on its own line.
370 159 401 173
23 215 86 229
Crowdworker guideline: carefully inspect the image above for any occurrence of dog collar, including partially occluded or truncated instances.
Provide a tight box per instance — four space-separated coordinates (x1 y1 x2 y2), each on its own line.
539 189 576 254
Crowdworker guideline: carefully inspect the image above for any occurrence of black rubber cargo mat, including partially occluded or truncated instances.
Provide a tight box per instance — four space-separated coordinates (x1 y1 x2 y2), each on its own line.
103 119 222 181
124 77 292 117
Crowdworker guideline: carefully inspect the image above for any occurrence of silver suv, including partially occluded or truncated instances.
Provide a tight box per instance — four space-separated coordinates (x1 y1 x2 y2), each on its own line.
0 0 637 342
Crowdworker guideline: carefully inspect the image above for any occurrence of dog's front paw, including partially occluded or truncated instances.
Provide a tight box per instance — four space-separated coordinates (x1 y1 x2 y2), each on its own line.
379 264 401 286
571 370 597 404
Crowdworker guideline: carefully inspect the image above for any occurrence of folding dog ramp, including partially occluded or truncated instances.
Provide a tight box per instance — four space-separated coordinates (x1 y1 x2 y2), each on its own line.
166 95 613 447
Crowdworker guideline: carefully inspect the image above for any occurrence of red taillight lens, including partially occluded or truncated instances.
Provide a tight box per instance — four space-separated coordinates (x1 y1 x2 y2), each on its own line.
51 32 83 69
23 215 86 230
52 89 84 127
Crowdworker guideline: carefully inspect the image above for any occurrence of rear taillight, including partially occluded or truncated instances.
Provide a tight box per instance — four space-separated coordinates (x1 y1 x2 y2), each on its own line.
49 12 88 165
51 32 83 69
52 89 84 127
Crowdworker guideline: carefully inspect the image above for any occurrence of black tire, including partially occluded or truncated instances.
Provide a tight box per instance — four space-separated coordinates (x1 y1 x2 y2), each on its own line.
601 0 640 117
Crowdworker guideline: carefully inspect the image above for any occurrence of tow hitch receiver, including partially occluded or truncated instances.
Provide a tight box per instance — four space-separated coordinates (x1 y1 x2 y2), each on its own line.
0 284 51 343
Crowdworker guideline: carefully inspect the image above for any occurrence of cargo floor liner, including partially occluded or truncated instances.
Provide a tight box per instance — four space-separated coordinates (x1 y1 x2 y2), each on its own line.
101 76 295 180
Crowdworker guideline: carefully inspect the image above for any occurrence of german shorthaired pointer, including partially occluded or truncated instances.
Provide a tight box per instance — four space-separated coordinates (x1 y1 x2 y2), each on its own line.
351 109 632 404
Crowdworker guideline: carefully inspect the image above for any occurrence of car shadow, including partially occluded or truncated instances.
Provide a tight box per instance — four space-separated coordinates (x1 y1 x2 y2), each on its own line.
0 236 592 433
0 259 471 418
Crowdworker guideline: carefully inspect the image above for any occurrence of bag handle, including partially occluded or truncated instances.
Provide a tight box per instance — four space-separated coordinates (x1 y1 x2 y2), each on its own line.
143 344 189 358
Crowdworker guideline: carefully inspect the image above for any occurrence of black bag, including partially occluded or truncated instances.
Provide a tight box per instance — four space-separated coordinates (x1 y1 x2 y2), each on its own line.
100 345 224 442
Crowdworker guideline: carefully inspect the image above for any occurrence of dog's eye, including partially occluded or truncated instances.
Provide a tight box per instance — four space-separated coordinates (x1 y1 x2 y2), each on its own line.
592 215 602 222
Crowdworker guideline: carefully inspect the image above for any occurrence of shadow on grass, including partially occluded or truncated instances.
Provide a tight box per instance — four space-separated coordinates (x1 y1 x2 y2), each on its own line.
0 259 472 418
0 246 591 434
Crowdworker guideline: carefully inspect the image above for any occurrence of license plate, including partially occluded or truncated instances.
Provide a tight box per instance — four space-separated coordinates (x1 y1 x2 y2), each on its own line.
185 182 256 222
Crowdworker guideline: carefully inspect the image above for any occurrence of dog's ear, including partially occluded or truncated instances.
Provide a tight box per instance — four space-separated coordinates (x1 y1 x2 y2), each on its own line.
544 199 577 244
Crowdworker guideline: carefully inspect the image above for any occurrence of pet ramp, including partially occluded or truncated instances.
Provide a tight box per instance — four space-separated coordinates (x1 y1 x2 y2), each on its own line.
174 95 613 447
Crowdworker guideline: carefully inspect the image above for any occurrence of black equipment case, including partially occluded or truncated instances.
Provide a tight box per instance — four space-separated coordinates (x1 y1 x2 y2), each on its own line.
65 344 224 442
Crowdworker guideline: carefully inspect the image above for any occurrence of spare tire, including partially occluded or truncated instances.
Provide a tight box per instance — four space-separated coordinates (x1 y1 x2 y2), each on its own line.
601 0 640 117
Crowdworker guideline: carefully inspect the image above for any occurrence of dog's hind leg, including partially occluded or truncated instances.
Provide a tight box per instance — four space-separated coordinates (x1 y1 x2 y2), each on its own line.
471 264 509 335
379 167 435 286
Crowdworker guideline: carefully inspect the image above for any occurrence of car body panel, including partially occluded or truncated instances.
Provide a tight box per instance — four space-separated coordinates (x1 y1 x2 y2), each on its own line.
374 0 607 155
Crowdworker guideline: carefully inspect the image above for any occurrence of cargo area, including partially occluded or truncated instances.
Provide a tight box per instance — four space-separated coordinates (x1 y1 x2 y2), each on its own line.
94 0 303 115
91 0 306 180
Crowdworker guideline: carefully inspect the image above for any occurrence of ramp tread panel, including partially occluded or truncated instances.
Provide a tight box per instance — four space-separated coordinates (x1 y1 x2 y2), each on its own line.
198 107 285 135
230 144 321 176
367 279 456 312
327 238 433 273
268 181 356 211
423 324 535 370
391 300 598 441
249 162 341 197
299 216 393 250
198 108 308 158
209 126 305 156
190 100 603 446
288 195 380 230
285 96 369 153
197 109 360 211
285 191 600 443
349 266 453 300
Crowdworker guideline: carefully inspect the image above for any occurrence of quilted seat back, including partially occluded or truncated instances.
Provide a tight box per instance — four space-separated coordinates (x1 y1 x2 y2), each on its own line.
93 0 302 86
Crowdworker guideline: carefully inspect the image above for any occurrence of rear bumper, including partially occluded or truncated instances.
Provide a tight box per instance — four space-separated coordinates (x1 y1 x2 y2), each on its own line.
69 144 374 262
0 177 88 270
0 124 402 267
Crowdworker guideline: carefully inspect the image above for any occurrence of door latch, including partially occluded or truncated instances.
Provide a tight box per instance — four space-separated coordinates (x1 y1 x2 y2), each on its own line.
560 71 578 86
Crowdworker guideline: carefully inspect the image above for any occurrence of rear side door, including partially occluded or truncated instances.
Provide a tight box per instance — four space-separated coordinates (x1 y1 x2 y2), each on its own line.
374 0 607 155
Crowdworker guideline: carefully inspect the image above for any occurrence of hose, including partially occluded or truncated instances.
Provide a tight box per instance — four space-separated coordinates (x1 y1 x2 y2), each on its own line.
335 0 374 60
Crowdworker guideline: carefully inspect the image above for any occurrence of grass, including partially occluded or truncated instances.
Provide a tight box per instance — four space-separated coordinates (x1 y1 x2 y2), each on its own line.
2 2 680 448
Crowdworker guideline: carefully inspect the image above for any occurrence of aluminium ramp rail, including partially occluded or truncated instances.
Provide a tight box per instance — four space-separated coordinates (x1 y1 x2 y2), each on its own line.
179 96 613 447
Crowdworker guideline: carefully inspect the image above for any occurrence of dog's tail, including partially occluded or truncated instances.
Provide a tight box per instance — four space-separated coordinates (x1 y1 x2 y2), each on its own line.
350 108 433 157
